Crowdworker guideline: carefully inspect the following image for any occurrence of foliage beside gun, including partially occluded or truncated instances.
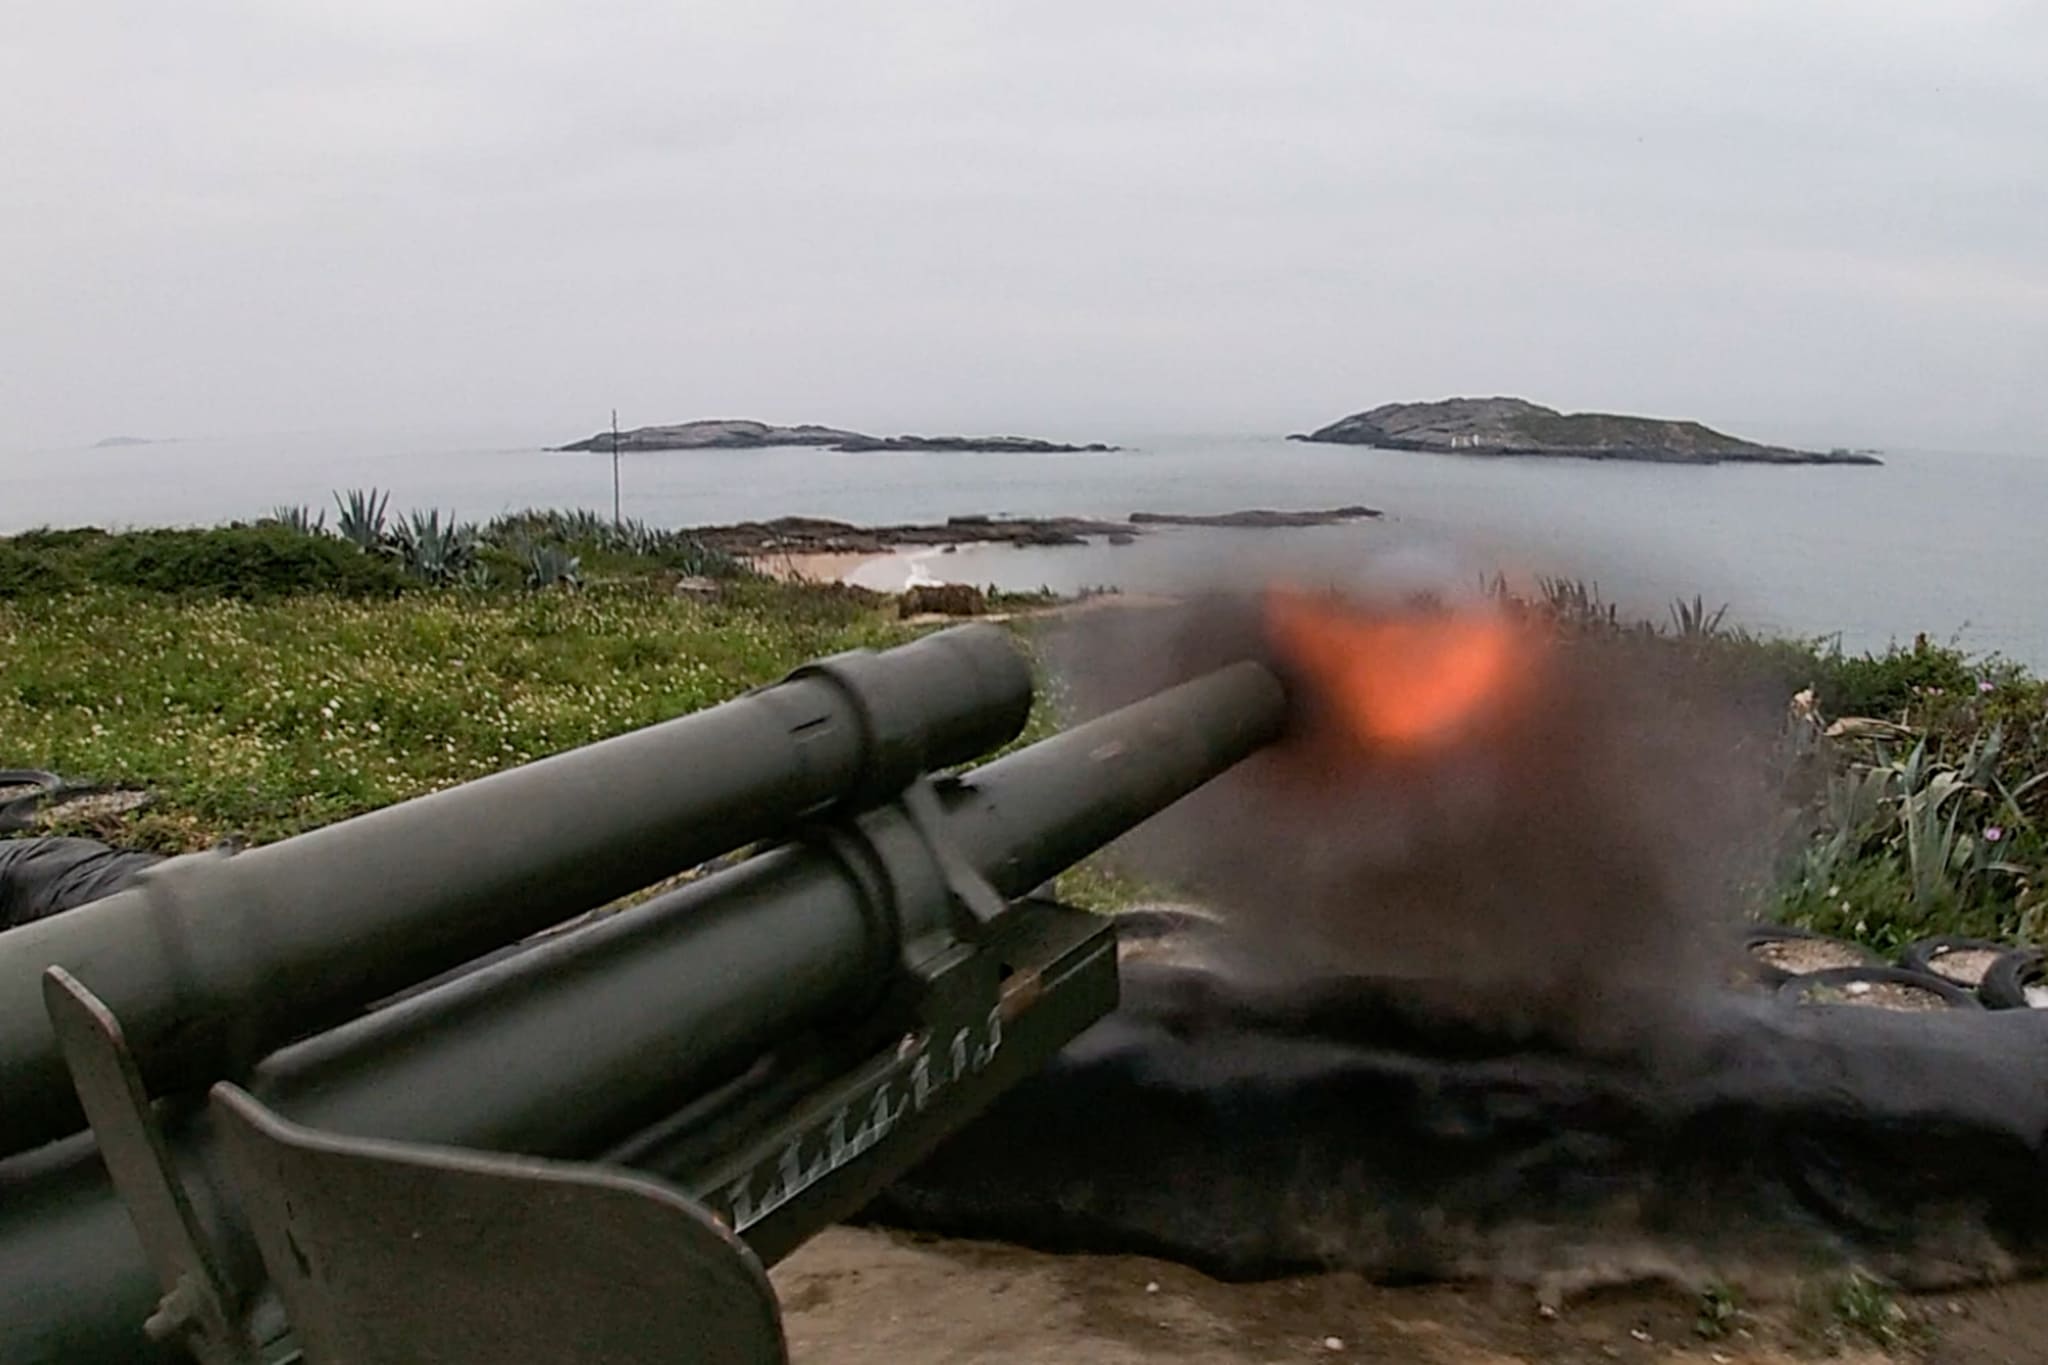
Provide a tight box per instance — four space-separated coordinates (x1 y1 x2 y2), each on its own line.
1489 576 2048 951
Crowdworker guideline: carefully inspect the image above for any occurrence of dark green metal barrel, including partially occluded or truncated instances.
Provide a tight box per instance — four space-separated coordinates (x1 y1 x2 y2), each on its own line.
0 624 1033 1159
245 659 1286 1158
0 657 1284 1365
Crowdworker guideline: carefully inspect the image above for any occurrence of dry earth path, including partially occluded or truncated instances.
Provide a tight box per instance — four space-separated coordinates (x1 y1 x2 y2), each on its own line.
775 1228 2048 1365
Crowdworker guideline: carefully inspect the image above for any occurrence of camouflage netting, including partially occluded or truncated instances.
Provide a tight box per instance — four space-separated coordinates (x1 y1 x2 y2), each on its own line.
870 913 2048 1298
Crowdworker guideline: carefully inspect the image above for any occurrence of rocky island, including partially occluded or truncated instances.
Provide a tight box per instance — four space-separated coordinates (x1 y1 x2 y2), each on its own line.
830 434 1115 454
1290 398 1881 465
687 506 1378 557
555 419 1115 455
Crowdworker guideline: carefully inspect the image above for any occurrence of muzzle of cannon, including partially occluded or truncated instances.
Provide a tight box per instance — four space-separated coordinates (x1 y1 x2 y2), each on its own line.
0 624 1287 1365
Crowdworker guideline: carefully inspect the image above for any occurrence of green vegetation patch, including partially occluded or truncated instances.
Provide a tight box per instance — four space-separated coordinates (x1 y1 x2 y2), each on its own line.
0 514 2044 957
0 581 914 849
0 524 412 600
1505 577 2048 950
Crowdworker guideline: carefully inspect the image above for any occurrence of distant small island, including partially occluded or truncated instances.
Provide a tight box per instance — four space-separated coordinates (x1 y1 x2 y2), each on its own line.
554 419 1115 455
832 434 1116 454
92 436 170 449
1289 398 1881 466
686 506 1379 557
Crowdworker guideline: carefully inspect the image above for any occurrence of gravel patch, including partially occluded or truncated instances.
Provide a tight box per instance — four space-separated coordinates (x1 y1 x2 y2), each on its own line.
1801 979 1951 1011
1749 937 1870 974
1925 947 2003 986
33 790 151 824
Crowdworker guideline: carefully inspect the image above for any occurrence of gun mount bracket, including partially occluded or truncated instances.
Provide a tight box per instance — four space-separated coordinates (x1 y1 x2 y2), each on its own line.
900 776 1010 928
208 1084 788 1365
804 776 1007 1007
42 966 261 1365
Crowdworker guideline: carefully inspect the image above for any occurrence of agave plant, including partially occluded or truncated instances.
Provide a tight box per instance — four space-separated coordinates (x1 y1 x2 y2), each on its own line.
1890 740 1970 911
480 509 751 579
1815 724 2032 915
612 517 656 556
1534 576 1621 632
481 511 548 549
388 509 478 585
334 489 390 552
264 504 327 535
1668 594 1730 640
661 535 749 579
1817 765 1893 871
522 541 583 591
484 509 622 550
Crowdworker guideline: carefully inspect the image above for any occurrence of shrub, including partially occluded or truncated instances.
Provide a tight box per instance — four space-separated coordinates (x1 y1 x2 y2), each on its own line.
520 541 583 591
79 525 409 599
714 577 885 629
479 510 754 580
1481 575 2047 950
1813 636 1978 720
0 543 82 598
7 527 109 553
388 510 479 585
262 505 328 536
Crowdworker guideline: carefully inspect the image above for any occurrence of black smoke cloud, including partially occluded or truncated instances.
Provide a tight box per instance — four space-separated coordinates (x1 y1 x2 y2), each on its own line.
1034 549 1803 1046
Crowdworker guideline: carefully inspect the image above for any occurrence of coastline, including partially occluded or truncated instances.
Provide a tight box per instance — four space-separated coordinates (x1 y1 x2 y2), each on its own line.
744 548 893 584
1293 398 1882 465
3 434 2038 666
743 545 964 589
1292 435 1883 466
721 506 1382 589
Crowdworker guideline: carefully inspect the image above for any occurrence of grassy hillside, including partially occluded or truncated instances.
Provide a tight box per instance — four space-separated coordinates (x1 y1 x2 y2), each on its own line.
0 582 928 849
0 508 2040 953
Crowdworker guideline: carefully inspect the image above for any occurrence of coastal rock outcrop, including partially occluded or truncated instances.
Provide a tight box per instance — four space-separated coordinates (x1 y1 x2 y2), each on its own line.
688 506 1381 559
1290 398 1881 465
1128 506 1381 527
833 435 1116 454
899 584 988 618
555 420 864 453
555 421 1117 455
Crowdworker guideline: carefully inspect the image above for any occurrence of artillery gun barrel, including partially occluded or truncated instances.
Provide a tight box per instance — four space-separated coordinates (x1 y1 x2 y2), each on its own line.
248 658 1285 1156
0 624 1033 1158
0 657 1285 1365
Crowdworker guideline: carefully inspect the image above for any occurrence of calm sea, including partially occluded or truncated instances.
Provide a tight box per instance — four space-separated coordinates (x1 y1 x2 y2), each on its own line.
2 427 2042 668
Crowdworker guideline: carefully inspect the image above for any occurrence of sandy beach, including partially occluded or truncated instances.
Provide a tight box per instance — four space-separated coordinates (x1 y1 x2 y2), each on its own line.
745 548 895 584
748 544 964 592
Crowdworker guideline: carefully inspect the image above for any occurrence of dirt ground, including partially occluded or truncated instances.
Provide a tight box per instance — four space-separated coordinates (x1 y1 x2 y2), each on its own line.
774 1228 2048 1365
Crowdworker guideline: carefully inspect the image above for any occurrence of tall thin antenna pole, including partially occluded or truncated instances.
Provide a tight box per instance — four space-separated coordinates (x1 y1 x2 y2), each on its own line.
611 408 622 528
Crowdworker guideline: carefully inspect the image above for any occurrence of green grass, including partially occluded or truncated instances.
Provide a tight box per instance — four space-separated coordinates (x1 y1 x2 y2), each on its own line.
0 512 1150 900
1693 1283 1741 1340
0 580 916 850
1801 1269 1925 1353
1048 861 1175 914
1 522 2043 957
0 523 412 600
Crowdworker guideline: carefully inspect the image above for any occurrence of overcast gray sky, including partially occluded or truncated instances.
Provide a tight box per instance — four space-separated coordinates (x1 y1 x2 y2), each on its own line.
5 2 2044 453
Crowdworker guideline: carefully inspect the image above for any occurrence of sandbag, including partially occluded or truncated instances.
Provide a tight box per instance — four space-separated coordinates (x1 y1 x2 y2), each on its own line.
871 918 2048 1295
0 838 164 931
